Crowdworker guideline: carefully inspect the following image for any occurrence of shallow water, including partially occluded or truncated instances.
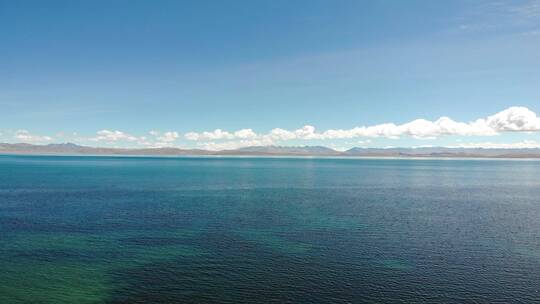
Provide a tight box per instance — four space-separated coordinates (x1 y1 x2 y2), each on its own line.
1 155 540 303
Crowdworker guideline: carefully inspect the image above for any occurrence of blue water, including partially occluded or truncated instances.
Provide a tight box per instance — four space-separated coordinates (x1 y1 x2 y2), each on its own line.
1 155 540 303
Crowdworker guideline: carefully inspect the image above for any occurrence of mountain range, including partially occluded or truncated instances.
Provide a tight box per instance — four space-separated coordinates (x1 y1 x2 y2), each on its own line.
1 143 540 158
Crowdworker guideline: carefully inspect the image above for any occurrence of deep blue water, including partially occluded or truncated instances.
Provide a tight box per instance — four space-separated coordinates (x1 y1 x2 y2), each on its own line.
1 155 540 303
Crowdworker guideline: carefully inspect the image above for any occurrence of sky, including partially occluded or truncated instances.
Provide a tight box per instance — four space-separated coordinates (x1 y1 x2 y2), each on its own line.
1 0 540 150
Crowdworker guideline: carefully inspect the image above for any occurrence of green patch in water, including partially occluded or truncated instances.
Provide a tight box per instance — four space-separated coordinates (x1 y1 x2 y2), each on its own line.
0 229 207 303
513 246 540 259
236 230 313 254
376 259 414 271
0 261 111 304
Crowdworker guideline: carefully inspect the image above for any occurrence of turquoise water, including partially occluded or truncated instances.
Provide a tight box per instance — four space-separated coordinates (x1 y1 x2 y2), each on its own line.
1 155 540 303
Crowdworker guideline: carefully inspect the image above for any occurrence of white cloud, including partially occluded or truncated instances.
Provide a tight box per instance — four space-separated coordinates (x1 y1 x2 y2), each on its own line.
183 106 540 142
184 132 200 141
90 130 138 142
269 128 297 140
484 106 540 131
185 128 255 141
82 129 181 148
138 141 177 148
197 138 275 151
294 125 318 139
14 130 53 142
157 131 179 142
197 129 233 140
233 128 257 139
8 107 540 150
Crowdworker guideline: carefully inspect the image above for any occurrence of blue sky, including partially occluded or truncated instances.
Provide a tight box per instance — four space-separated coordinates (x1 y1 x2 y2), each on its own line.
1 0 539 150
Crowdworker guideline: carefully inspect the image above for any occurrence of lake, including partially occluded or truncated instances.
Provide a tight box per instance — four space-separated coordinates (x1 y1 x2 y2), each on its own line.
1 155 539 303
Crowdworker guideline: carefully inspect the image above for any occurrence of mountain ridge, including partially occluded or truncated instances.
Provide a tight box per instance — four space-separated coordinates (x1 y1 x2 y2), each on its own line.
1 142 540 158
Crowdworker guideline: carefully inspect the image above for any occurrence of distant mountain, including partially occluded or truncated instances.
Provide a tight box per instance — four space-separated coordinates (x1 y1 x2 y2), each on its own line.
223 145 341 156
344 147 540 158
45 143 81 149
1 143 540 158
0 143 211 156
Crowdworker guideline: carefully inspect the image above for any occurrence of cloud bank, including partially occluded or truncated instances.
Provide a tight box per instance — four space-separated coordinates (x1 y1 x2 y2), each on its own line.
6 107 540 150
184 106 540 142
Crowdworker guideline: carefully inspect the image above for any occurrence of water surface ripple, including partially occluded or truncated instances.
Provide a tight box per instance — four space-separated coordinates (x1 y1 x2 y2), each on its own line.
1 156 540 303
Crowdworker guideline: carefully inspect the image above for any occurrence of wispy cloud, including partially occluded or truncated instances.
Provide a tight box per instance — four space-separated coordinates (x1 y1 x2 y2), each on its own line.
507 0 540 18
457 0 540 33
